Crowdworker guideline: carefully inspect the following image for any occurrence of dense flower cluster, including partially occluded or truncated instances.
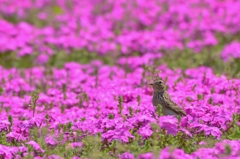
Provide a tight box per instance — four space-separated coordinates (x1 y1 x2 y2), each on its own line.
221 41 240 62
1 0 240 158
0 62 240 157
0 0 240 61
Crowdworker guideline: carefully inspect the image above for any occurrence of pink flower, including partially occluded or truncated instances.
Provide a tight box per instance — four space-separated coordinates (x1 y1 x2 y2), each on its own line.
138 152 154 159
119 152 134 159
71 142 82 148
6 132 26 142
221 41 240 61
159 116 178 135
178 128 192 137
36 54 49 65
138 125 153 138
0 120 10 132
204 126 222 140
18 46 33 56
26 140 44 153
192 124 222 140
45 135 58 146
102 128 135 143
48 155 64 159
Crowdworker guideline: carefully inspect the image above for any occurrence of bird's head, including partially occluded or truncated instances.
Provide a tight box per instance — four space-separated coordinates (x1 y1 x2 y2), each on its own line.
149 77 165 93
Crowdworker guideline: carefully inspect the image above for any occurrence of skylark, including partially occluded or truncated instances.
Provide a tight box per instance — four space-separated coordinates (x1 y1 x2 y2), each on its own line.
150 77 186 117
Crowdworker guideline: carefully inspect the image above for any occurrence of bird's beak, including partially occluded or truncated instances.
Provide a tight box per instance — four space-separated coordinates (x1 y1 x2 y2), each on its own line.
149 83 153 86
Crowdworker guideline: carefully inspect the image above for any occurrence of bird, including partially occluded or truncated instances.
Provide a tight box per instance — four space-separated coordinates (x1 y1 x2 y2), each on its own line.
149 77 186 117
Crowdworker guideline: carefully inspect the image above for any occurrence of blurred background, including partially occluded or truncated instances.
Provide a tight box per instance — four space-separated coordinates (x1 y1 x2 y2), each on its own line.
0 0 240 77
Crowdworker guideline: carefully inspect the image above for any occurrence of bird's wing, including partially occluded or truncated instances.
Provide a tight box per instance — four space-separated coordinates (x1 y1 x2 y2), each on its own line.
164 94 186 116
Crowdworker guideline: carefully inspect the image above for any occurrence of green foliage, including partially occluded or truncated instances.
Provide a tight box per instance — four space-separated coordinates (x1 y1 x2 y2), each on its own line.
8 115 13 131
224 144 232 156
0 87 4 95
108 113 115 119
52 6 63 14
0 132 11 146
118 95 123 115
137 95 141 106
31 90 40 117
128 107 134 117
156 104 163 117
0 52 34 68
227 114 240 140
0 113 239 158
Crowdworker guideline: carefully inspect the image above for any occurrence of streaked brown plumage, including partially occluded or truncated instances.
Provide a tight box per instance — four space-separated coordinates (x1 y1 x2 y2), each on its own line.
150 77 186 117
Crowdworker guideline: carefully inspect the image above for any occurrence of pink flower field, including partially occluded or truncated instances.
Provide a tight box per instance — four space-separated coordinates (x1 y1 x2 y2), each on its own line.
0 0 240 158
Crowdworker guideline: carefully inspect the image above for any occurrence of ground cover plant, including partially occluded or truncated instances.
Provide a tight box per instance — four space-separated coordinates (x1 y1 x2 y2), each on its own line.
0 0 240 158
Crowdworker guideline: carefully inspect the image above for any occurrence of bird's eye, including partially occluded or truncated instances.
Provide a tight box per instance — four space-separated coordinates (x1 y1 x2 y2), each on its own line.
158 81 162 84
